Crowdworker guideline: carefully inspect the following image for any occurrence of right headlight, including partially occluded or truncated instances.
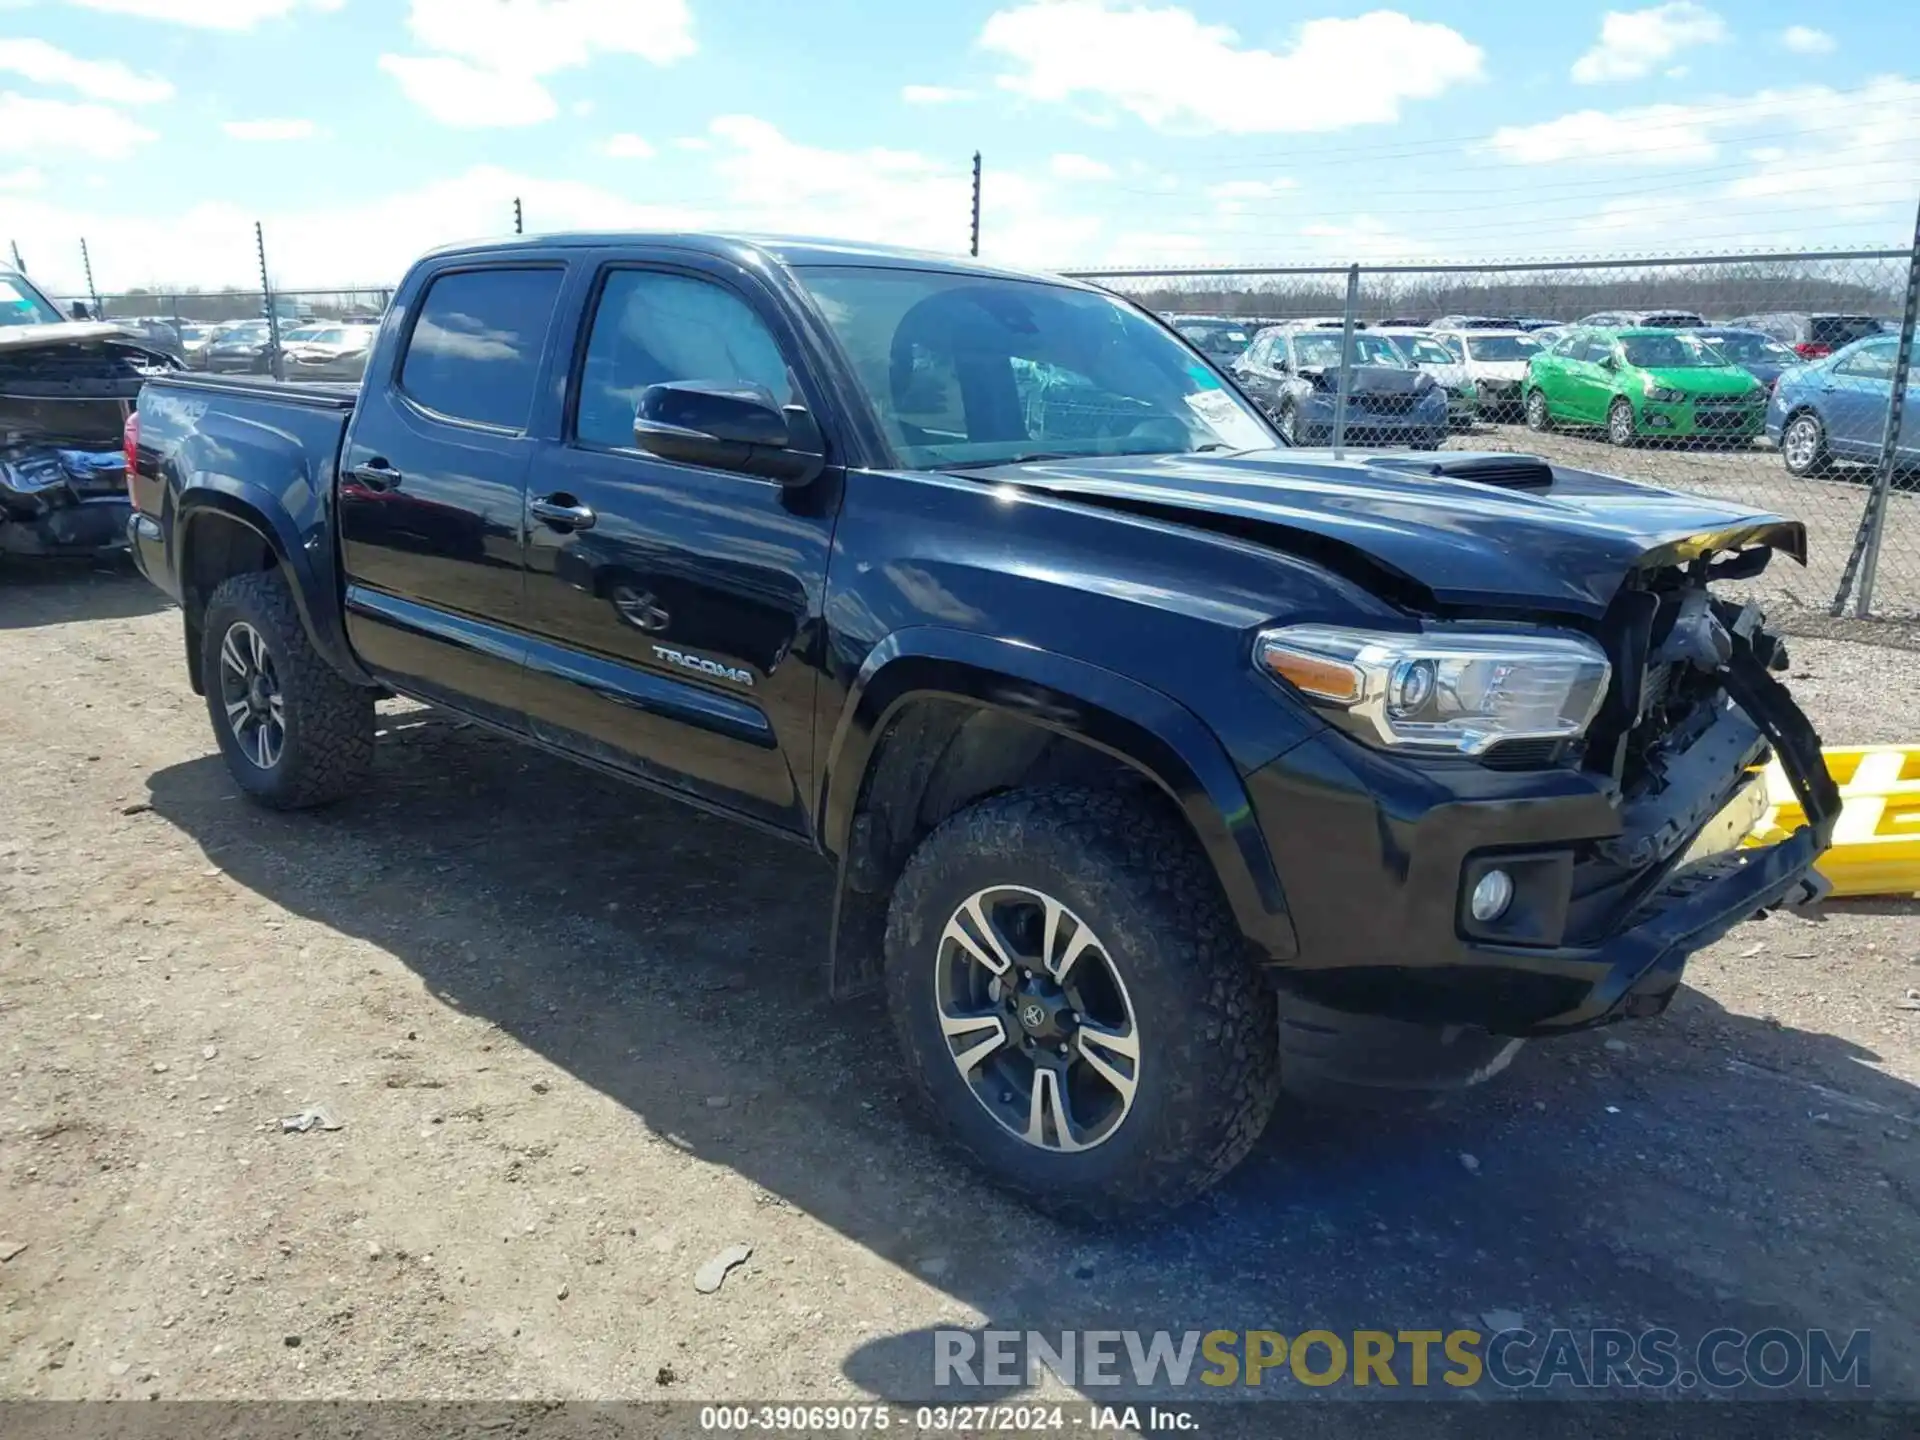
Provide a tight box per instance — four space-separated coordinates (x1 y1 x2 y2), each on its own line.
1254 623 1611 756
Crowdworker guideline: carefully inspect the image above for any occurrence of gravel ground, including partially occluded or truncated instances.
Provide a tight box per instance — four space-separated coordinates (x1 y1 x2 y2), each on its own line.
2 560 1917 1414
1446 420 1920 629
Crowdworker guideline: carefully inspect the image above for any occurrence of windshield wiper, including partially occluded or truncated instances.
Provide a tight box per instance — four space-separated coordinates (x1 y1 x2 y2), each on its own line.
939 451 1107 471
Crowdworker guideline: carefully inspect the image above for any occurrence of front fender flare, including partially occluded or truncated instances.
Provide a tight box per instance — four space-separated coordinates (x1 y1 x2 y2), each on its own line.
821 627 1298 984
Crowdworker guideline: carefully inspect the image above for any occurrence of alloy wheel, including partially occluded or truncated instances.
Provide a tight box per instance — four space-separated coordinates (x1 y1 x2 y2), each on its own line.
1784 415 1821 472
1609 401 1636 446
933 885 1141 1153
217 621 286 770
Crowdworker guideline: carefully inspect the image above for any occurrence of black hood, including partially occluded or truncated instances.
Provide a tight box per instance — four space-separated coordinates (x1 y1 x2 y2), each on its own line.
974 449 1805 619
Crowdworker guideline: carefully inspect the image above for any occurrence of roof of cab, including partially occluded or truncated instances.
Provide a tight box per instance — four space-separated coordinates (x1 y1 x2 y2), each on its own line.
415 232 1097 290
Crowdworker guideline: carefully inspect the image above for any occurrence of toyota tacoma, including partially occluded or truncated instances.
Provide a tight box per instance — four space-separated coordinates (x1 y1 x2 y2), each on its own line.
125 234 1839 1218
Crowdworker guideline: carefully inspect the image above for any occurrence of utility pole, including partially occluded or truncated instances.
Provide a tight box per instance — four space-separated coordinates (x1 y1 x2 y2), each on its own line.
79 237 102 318
514 197 524 235
969 152 982 258
256 221 285 382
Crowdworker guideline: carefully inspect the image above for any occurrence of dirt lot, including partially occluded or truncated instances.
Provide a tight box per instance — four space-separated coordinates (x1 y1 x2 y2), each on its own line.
2 560 1918 1412
1447 419 1920 626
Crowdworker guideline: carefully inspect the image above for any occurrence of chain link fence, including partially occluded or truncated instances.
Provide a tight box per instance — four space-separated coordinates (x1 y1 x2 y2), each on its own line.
1069 246 1920 634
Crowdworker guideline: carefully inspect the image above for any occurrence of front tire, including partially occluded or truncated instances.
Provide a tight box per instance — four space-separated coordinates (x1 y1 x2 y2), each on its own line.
201 569 374 810
1607 398 1639 447
1781 411 1830 477
884 787 1279 1221
1524 388 1553 432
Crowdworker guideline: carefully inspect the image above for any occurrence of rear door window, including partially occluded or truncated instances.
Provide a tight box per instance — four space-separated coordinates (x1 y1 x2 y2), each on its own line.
399 267 563 431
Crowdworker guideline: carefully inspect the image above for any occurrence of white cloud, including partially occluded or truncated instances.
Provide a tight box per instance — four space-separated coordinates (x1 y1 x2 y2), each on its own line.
4 117 1101 293
602 133 655 159
980 3 1483 134
62 0 342 28
1050 152 1113 180
901 84 974 104
0 91 157 159
0 37 174 102
0 165 45 191
377 54 557 127
223 118 318 141
402 0 694 72
1780 25 1835 55
383 0 695 127
1571 3 1726 84
1487 104 1719 165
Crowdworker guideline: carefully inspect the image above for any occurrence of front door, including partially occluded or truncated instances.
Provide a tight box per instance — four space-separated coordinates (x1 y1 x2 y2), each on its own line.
338 263 565 728
518 260 837 834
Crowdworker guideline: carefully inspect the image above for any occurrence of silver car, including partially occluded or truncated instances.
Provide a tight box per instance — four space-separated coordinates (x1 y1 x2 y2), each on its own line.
1373 328 1479 428
281 324 378 381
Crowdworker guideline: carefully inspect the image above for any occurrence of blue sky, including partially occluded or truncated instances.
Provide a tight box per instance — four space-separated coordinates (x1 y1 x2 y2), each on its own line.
0 0 1914 293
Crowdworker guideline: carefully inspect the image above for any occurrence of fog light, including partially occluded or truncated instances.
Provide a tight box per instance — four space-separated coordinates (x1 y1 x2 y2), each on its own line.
1470 869 1514 923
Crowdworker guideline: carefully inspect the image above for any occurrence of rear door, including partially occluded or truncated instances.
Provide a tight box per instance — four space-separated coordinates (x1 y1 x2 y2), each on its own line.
1824 338 1898 460
338 261 565 728
517 252 838 834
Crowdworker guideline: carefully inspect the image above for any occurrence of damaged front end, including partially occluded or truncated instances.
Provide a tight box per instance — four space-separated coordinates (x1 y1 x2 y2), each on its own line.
1 322 178 558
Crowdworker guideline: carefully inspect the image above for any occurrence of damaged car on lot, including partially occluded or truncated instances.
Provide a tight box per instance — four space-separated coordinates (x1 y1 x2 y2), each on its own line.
2 266 181 558
126 234 1839 1219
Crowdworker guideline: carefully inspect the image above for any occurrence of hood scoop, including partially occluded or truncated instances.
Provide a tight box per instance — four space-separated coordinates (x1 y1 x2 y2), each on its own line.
1372 454 1556 491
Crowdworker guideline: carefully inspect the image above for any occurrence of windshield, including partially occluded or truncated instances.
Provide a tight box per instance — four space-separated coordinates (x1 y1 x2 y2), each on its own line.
222 323 271 343
1621 332 1726 368
1463 335 1540 362
797 267 1276 468
1293 333 1406 368
1174 321 1251 359
1397 336 1457 366
1703 332 1796 363
180 324 211 341
0 271 66 327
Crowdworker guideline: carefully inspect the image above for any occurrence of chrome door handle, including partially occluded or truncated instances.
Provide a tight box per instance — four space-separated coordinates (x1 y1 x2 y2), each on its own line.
530 496 596 530
350 461 403 491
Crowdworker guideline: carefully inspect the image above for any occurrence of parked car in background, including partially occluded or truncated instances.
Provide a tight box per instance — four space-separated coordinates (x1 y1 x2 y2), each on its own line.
1164 314 1255 366
1767 333 1916 478
2 265 180 556
1695 327 1801 390
1726 312 1886 361
282 323 379 381
1374 316 1428 328
1514 318 1561 332
1526 327 1767 446
113 316 186 361
203 319 281 373
1233 326 1446 447
1529 325 1569 349
1430 314 1522 330
176 322 218 367
1374 327 1479 427
1579 310 1706 330
1429 327 1544 418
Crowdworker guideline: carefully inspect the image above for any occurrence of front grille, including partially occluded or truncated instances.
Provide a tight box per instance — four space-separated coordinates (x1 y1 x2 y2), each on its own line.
1354 393 1419 416
1481 737 1565 770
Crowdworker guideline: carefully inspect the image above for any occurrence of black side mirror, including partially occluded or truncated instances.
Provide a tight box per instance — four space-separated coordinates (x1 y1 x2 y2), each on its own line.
633 381 825 487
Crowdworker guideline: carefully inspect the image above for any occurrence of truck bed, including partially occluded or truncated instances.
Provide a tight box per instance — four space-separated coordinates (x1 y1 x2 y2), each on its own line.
145 373 359 409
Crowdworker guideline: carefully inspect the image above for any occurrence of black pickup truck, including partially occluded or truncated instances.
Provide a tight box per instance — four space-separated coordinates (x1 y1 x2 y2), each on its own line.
126 234 1839 1218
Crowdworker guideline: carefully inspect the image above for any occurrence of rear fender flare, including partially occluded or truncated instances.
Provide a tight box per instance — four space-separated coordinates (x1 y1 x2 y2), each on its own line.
177 482 367 687
821 627 1298 962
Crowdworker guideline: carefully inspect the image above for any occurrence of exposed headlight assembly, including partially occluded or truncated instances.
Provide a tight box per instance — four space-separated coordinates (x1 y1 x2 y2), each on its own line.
1643 382 1687 403
1254 623 1611 756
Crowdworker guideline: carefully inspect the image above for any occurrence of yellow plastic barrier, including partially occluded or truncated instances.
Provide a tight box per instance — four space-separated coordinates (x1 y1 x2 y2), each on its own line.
1745 745 1920 898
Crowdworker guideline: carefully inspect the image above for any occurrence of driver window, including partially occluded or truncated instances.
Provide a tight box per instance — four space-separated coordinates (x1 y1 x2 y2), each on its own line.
1834 343 1894 381
576 269 794 450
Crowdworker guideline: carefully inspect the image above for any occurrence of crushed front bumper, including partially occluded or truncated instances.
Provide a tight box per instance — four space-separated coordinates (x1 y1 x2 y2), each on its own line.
0 447 131 556
1247 633 1840 1042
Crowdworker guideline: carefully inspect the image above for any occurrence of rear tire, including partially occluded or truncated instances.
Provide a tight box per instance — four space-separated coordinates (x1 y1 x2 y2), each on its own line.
884 786 1279 1222
1607 398 1639 447
201 569 374 810
1524 388 1553 432
1781 411 1830 477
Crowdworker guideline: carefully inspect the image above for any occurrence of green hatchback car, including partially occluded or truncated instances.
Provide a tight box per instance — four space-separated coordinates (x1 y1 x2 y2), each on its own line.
1524 327 1768 445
